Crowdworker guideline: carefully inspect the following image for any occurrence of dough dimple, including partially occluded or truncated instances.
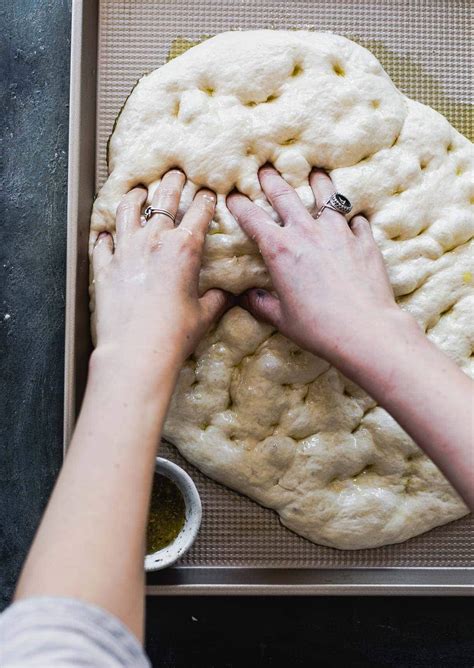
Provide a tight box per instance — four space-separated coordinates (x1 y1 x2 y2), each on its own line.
91 30 473 549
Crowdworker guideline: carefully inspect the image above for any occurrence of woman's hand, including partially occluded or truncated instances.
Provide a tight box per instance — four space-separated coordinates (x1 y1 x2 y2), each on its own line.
227 166 404 365
16 173 233 637
92 170 229 372
229 166 474 509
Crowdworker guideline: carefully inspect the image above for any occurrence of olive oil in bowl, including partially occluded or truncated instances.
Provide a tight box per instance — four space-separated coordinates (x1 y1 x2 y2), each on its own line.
146 474 186 553
145 458 202 571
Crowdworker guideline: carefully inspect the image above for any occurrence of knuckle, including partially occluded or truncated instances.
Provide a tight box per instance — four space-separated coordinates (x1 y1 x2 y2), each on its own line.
117 199 137 216
175 230 199 251
236 207 253 224
156 186 178 199
147 231 163 252
179 244 199 261
180 235 197 251
365 237 379 254
271 187 292 202
264 240 288 262
235 202 259 225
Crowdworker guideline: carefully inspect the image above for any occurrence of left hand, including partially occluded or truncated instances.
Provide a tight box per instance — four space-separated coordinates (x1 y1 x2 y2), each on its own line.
227 166 399 366
92 170 230 371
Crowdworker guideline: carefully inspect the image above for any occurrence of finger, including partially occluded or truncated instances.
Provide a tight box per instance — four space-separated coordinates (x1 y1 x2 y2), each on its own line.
226 191 280 252
199 289 233 329
92 232 114 273
259 165 310 228
349 214 374 241
147 169 186 231
309 169 351 233
241 288 282 328
115 187 147 237
178 189 216 247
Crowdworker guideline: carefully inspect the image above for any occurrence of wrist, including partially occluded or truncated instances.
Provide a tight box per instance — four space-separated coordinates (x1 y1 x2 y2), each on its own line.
89 343 181 400
329 307 422 388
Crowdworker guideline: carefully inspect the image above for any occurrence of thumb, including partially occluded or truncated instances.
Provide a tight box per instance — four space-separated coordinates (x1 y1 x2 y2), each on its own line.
241 289 282 327
92 231 114 274
199 289 233 328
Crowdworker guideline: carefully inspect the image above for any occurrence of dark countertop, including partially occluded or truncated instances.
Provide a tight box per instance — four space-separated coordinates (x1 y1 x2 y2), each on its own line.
1 2 473 666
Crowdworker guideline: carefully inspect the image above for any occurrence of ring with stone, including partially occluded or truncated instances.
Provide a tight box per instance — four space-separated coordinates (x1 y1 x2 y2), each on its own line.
314 193 352 220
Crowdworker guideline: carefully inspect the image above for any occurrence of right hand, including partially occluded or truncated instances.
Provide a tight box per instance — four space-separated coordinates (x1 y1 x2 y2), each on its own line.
227 165 405 365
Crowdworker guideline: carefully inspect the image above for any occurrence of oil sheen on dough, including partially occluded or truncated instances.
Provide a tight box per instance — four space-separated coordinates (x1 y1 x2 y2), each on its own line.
91 31 473 549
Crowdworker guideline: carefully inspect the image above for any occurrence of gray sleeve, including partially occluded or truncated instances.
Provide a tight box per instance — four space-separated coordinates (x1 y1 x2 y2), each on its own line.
0 596 151 667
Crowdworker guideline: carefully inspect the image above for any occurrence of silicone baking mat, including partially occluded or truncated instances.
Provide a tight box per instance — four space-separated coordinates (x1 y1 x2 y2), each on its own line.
96 0 473 567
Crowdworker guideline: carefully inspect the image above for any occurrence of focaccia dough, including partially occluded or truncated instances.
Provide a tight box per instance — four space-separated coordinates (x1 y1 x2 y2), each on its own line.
91 31 473 549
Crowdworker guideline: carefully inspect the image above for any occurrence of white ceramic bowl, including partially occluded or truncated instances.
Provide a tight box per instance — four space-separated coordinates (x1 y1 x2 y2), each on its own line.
145 457 202 571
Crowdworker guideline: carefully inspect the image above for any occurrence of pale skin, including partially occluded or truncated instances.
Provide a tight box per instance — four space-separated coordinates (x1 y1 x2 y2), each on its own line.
15 166 473 643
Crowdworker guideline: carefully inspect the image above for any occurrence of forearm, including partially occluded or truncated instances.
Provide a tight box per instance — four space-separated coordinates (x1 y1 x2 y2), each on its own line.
334 309 474 508
14 175 225 641
15 347 178 639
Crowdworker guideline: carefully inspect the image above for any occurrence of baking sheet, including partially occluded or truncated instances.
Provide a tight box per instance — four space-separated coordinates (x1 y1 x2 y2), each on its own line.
96 0 473 570
67 0 473 592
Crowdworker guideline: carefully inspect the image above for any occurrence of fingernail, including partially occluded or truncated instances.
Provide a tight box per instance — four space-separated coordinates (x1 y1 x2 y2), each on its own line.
203 192 216 203
97 231 108 241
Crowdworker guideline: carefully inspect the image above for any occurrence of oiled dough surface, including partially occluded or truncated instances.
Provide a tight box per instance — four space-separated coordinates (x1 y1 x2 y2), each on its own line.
91 31 473 549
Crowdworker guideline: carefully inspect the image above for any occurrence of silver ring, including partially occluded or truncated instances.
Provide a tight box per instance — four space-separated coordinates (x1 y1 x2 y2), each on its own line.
144 206 176 223
314 193 352 220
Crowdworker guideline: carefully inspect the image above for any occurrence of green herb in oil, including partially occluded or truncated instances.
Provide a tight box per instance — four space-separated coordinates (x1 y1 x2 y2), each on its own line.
146 474 186 554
